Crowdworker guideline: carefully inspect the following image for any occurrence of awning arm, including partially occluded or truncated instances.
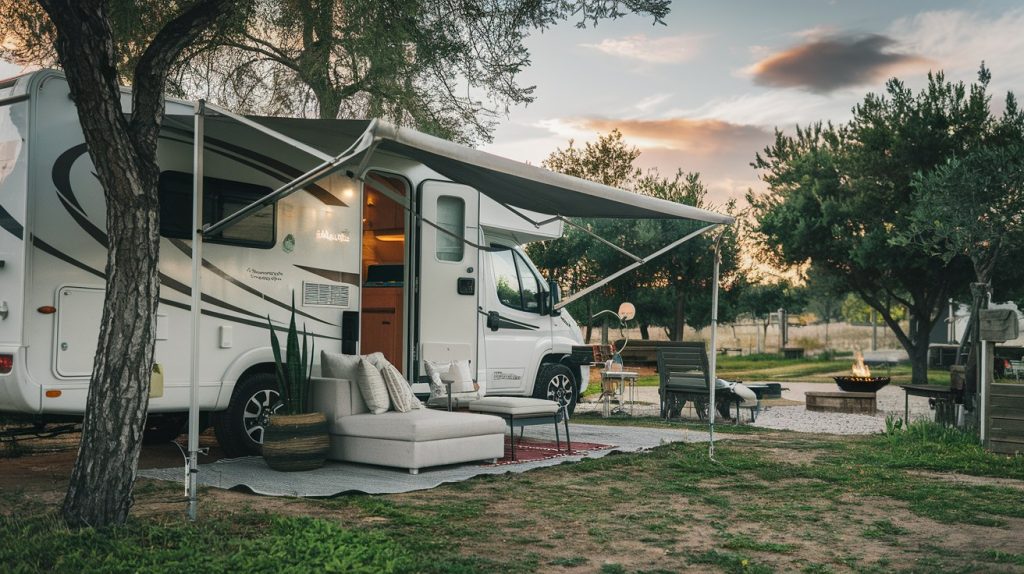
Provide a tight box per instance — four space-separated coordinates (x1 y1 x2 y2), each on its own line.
555 223 721 310
501 202 563 228
204 119 379 237
560 217 642 263
204 102 333 162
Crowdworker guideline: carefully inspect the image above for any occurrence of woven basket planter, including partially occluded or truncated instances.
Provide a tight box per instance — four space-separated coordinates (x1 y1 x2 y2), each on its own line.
262 412 329 472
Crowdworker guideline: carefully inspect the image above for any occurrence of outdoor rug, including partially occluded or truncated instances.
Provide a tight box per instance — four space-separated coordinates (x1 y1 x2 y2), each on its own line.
138 423 711 497
488 436 614 466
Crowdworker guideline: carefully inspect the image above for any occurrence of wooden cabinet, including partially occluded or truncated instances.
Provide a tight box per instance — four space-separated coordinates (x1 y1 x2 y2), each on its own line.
360 287 403 372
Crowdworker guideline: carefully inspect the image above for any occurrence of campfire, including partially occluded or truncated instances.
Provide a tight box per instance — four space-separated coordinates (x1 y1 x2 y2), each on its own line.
834 351 891 393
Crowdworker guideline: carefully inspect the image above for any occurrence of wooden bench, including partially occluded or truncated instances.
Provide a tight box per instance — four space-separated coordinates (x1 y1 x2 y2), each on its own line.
657 344 748 422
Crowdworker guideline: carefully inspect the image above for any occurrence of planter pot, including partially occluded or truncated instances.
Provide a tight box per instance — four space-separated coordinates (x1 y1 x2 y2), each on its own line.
262 412 329 472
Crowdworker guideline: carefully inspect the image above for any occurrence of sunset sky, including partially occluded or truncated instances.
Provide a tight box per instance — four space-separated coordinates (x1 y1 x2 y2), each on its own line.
481 0 1024 208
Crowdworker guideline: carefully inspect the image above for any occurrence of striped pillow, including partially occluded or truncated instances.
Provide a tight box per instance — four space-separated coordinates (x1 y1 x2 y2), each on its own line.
380 361 423 412
355 358 390 414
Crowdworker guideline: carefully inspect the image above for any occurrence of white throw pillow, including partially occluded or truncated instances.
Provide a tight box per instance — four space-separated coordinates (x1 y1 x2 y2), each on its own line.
423 360 452 401
355 358 390 414
320 351 361 381
364 352 386 370
450 359 477 394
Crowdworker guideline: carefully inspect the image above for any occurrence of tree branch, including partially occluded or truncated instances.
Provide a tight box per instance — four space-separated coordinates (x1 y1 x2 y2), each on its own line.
129 0 235 156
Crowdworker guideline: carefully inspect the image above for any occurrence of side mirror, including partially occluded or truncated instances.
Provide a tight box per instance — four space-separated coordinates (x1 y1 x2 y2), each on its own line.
548 280 562 317
487 311 500 331
617 302 636 322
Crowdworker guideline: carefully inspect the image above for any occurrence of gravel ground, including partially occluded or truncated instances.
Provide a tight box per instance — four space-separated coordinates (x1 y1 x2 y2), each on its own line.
577 382 944 435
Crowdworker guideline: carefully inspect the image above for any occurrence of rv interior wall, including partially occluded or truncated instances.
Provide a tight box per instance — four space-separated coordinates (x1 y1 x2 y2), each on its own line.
360 172 409 372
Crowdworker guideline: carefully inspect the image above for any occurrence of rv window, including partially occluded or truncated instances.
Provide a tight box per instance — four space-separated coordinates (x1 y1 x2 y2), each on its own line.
435 196 464 262
515 251 541 312
158 171 275 248
491 248 544 314
491 249 522 309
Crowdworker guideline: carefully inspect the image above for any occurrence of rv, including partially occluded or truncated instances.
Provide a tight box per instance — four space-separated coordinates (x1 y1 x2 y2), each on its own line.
0 70 732 457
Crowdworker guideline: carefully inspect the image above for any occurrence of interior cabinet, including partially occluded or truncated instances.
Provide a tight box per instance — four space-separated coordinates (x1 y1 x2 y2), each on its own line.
360 287 403 372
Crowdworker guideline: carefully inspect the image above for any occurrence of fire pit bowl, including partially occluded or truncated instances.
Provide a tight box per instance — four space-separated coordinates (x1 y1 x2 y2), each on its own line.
833 376 891 393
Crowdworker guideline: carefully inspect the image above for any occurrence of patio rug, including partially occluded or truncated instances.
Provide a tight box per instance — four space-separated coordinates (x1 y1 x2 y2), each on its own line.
489 436 614 466
138 423 713 497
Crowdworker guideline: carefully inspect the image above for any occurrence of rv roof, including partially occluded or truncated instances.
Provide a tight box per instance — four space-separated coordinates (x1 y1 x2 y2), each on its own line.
169 114 734 225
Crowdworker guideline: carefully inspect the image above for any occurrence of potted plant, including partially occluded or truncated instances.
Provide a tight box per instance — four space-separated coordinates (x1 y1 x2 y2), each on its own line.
261 294 329 471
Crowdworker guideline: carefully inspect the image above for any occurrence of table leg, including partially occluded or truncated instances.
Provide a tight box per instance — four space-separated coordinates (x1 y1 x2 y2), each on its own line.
509 415 516 461
904 392 909 424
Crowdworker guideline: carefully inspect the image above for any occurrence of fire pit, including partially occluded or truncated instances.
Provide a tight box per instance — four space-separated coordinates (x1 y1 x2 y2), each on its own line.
833 375 891 393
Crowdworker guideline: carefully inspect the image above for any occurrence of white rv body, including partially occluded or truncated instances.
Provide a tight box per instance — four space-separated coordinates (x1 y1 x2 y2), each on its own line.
0 70 590 454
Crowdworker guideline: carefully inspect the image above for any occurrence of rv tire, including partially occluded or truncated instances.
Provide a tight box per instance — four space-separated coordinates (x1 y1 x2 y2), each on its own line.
142 413 187 445
532 363 578 417
214 373 280 458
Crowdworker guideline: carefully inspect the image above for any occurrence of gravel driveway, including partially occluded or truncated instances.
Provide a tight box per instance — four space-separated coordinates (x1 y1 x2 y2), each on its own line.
577 382 944 435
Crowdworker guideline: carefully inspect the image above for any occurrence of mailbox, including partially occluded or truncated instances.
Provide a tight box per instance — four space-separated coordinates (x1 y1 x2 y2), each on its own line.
979 309 1019 342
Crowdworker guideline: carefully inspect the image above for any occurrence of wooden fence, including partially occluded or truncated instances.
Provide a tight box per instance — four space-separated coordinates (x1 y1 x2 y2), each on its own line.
986 383 1024 455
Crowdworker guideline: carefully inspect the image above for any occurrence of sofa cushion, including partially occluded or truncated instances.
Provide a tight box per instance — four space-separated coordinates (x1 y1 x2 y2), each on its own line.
335 409 506 442
321 351 361 381
355 358 390 414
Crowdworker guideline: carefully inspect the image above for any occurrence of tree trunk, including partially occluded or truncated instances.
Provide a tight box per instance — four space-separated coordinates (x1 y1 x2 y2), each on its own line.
41 0 232 528
639 323 650 340
584 298 593 343
672 293 684 342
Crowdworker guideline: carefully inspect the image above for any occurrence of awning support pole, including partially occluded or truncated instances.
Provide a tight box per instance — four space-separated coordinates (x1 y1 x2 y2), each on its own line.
556 223 719 310
708 231 724 459
187 99 205 521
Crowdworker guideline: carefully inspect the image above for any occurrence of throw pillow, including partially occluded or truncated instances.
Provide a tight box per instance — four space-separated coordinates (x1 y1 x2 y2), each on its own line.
355 358 390 414
380 361 423 412
364 352 386 370
321 351 361 381
450 359 479 395
423 360 452 401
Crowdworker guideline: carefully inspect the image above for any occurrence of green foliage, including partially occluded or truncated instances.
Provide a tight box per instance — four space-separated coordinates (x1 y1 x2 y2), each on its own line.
529 130 741 340
747 67 1009 383
0 514 412 573
267 293 314 415
0 1 669 145
839 293 905 324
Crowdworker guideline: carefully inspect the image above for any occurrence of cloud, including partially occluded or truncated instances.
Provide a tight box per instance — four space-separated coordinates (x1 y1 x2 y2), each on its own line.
565 117 772 156
891 9 1024 90
580 34 703 64
747 33 929 93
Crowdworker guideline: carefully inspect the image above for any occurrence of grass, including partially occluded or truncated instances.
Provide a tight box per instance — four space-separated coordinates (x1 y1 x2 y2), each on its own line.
3 422 1023 572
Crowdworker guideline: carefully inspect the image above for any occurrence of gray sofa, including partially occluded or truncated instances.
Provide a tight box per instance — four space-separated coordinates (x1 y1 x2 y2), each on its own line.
311 377 506 474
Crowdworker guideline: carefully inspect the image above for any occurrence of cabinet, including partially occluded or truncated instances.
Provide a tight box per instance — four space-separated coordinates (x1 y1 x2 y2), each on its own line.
360 287 403 372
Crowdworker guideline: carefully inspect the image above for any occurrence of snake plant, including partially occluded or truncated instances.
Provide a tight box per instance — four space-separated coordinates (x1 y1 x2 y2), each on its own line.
267 293 315 415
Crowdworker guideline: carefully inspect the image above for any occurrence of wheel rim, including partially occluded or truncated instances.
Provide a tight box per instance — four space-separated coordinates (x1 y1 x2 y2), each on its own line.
546 373 574 408
242 388 280 445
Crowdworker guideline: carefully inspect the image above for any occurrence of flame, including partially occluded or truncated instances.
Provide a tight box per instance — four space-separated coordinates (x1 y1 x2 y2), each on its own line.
852 351 871 377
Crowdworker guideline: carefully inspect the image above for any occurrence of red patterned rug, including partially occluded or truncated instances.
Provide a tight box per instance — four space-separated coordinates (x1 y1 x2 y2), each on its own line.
486 436 615 466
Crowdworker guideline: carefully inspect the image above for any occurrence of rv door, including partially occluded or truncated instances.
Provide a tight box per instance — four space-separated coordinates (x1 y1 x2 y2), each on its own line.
415 181 480 387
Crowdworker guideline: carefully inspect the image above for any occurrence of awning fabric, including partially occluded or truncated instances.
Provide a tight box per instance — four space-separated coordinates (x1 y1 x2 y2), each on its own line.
169 114 734 224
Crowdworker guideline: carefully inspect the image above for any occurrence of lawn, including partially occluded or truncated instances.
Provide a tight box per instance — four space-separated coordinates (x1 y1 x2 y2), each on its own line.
3 421 1023 573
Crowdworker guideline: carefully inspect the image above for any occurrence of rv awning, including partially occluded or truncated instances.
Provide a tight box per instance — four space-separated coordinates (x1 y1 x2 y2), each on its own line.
170 113 734 225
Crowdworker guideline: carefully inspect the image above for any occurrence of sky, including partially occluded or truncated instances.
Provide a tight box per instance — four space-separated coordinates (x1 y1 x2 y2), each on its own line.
481 0 1024 208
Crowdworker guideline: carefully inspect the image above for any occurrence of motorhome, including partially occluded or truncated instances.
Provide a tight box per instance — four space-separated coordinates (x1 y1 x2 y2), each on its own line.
0 70 733 457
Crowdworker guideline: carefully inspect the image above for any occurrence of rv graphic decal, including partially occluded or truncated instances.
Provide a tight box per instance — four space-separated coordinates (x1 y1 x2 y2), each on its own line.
51 145 340 329
294 264 360 286
0 204 22 239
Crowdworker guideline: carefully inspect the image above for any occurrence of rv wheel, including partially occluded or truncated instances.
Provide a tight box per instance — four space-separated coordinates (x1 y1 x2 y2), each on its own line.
533 364 578 417
214 373 280 458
